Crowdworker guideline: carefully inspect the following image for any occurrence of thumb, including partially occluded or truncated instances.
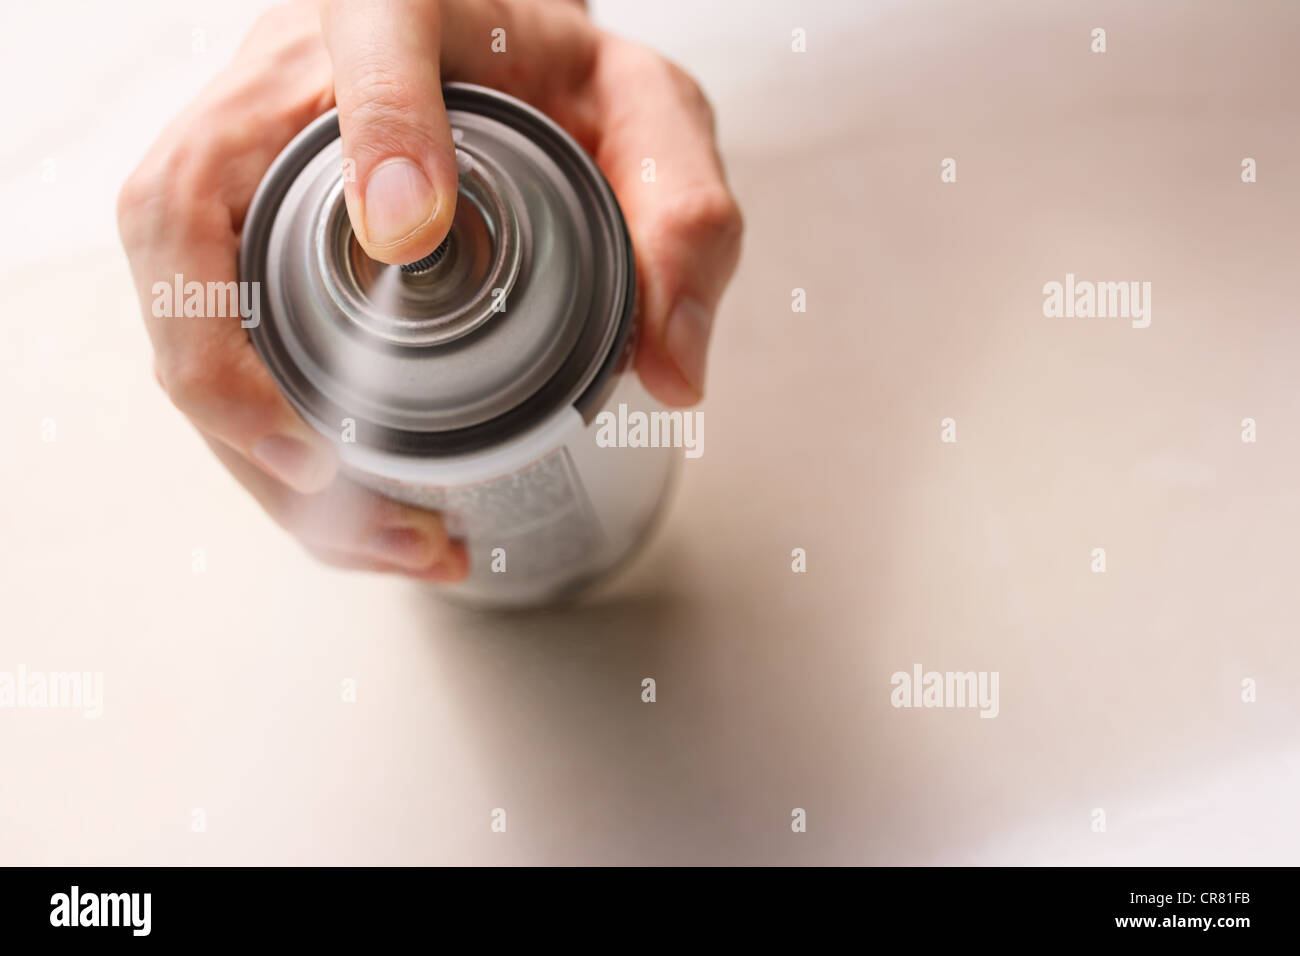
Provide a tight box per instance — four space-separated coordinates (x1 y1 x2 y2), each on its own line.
320 0 458 264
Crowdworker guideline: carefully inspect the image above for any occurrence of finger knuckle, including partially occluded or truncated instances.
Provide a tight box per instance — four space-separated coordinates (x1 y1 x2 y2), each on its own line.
157 347 232 416
343 71 428 144
663 186 744 250
648 54 715 130
115 175 148 235
118 138 230 247
116 158 175 243
674 65 713 115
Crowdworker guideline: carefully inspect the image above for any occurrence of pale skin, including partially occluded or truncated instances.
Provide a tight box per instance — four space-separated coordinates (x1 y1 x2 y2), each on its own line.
117 0 742 581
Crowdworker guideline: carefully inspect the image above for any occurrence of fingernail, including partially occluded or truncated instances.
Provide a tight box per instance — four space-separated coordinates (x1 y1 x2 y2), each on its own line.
251 436 336 493
665 298 713 397
363 158 436 247
364 526 437 571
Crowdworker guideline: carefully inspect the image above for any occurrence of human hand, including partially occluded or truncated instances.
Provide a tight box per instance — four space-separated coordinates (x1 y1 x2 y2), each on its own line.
117 0 742 579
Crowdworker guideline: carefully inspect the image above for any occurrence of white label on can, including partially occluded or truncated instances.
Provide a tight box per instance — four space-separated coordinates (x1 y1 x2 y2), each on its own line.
366 446 605 581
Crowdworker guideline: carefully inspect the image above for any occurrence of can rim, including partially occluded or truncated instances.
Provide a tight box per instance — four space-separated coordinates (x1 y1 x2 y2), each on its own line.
239 82 636 458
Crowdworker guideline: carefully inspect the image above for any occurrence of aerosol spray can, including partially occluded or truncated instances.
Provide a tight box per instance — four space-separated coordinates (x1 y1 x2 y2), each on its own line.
240 83 677 607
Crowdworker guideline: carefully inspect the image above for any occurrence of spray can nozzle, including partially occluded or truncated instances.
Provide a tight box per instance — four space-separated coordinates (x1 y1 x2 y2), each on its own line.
399 234 452 275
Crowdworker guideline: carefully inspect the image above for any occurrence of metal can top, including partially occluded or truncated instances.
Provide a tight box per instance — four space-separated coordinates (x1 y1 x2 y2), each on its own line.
240 84 634 457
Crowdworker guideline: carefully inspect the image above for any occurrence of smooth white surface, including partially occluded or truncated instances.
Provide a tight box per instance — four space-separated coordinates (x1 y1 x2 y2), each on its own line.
1 0 1298 864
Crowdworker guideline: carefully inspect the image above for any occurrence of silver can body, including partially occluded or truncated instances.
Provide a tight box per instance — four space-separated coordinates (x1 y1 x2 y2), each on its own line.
240 84 677 607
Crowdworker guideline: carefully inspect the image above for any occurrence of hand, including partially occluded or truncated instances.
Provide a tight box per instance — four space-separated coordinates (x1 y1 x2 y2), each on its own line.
117 0 742 579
